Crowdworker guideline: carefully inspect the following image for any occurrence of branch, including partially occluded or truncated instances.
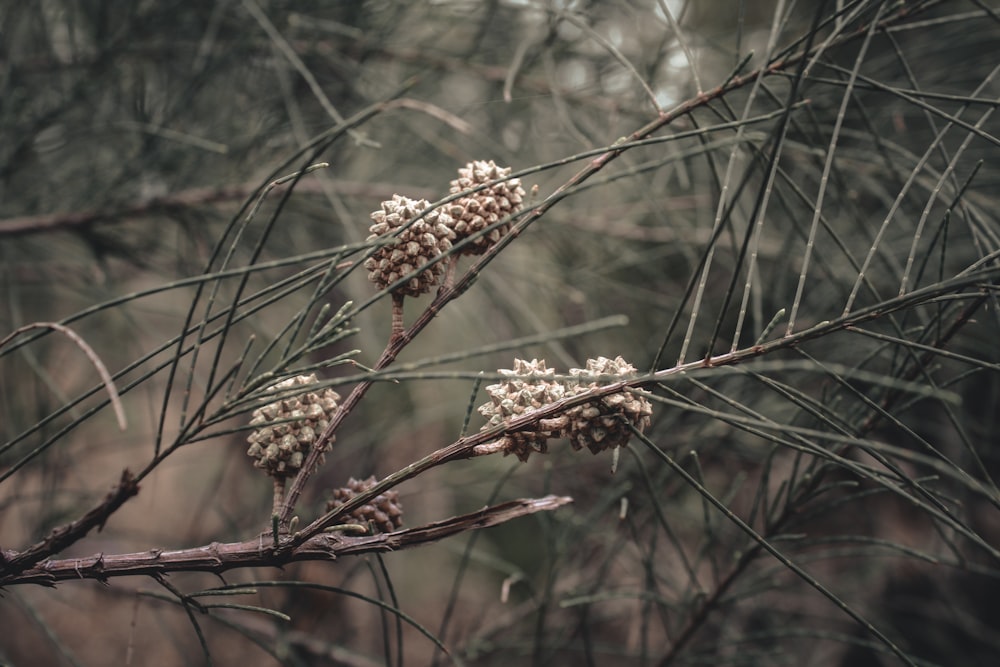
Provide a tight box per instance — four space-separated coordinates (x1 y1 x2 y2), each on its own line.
0 495 571 587
0 469 140 579
3 264 987 584
0 180 436 238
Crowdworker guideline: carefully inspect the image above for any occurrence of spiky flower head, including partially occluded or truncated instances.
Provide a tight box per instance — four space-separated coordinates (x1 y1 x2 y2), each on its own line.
246 374 340 478
363 194 456 297
447 160 525 255
478 358 567 462
326 476 404 534
564 356 652 454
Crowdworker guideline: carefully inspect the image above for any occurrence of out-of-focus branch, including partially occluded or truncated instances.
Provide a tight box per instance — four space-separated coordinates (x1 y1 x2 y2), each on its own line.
0 180 435 238
0 495 571 587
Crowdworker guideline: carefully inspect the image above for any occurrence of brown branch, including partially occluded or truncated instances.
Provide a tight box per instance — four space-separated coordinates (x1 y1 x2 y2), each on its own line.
0 180 436 238
0 495 571 587
0 469 139 579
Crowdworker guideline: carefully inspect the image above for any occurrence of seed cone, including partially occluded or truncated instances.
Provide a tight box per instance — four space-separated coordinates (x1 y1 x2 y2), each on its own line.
478 358 566 462
564 356 652 454
447 160 525 255
246 374 340 478
363 194 455 296
326 476 404 534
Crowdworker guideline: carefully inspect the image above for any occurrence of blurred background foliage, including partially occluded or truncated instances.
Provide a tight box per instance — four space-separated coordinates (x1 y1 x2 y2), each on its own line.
2 1 1000 665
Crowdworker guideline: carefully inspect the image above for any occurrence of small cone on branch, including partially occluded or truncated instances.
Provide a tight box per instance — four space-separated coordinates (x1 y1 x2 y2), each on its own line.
363 194 456 297
564 356 652 454
326 476 404 534
477 358 567 462
447 160 525 255
246 374 341 478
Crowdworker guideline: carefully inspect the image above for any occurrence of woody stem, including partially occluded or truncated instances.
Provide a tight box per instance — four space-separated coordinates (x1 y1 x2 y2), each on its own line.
272 477 286 522
390 293 405 341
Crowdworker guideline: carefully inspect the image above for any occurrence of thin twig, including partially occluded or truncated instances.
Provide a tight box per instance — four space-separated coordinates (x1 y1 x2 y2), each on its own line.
0 322 127 431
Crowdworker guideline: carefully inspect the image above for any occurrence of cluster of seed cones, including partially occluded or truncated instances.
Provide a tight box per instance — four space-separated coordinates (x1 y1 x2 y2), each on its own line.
246 166 643 529
363 160 525 298
477 356 653 461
